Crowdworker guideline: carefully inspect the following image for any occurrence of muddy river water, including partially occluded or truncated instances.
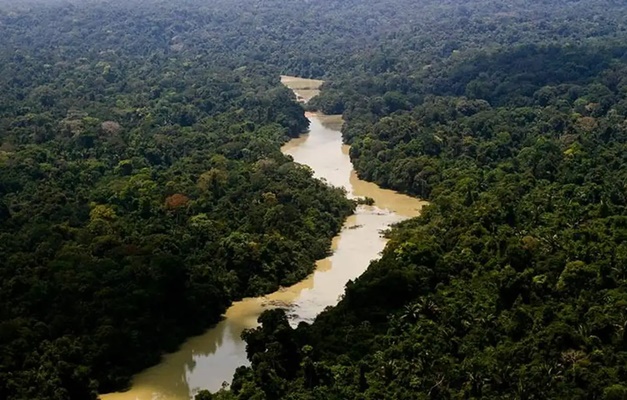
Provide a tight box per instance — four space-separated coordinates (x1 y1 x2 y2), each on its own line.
100 77 425 400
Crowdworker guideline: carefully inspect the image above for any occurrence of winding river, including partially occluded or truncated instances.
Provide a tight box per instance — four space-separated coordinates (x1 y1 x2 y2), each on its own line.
100 76 426 400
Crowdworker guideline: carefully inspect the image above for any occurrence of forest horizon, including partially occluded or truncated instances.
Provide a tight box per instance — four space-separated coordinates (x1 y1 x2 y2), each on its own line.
1 0 627 399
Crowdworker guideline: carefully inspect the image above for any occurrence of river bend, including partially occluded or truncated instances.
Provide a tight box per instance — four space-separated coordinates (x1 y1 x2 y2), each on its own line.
100 77 426 400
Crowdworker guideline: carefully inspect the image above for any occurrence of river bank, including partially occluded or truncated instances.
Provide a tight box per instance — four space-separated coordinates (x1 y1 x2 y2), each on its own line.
99 76 425 400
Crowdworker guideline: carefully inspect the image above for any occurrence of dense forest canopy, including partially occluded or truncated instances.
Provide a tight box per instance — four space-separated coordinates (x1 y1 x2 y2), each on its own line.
2 0 627 399
0 1 361 399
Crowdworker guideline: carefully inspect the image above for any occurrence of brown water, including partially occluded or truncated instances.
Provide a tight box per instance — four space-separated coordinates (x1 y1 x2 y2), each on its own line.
100 77 426 400
280 75 323 102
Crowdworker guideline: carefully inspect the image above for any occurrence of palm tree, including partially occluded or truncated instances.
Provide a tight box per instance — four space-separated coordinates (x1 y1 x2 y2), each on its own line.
400 297 440 324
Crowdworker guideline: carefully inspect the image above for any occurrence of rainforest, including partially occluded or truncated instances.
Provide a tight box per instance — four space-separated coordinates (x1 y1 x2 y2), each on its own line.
1 0 627 399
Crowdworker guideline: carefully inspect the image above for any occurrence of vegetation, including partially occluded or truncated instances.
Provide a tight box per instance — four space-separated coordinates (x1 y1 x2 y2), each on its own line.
203 1 627 400
212 45 627 396
3 0 627 399
0 2 357 399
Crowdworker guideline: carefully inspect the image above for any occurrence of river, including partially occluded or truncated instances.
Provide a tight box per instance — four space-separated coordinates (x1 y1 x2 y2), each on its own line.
99 76 426 400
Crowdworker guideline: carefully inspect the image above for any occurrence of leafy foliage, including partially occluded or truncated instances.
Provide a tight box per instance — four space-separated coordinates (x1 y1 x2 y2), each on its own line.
0 2 357 399
197 1 627 400
4 0 627 399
